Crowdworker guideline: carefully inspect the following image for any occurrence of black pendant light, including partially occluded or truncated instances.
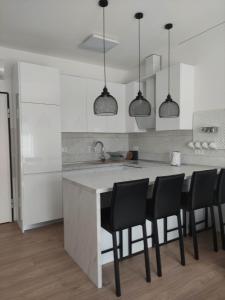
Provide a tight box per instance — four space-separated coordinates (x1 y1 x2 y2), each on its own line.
94 0 118 116
159 23 179 118
129 13 151 117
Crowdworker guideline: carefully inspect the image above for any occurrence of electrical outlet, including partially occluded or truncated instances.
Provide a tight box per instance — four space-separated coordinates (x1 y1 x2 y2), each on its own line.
133 146 139 151
194 149 204 155
88 146 92 153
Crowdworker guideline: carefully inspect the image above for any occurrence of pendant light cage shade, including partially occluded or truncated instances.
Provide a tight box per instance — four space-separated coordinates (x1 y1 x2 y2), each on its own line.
159 23 180 118
128 12 151 117
129 91 151 117
94 87 118 116
159 94 180 118
94 0 118 116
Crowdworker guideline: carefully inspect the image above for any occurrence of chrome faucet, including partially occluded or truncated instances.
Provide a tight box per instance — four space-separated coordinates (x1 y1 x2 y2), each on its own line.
93 141 106 162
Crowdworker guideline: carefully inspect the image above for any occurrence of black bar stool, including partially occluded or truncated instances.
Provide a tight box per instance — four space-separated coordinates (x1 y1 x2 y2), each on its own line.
147 173 185 276
101 178 150 297
181 169 218 260
128 174 185 277
214 169 225 250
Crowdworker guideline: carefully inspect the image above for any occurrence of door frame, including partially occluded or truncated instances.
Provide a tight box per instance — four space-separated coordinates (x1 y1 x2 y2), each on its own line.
0 92 13 222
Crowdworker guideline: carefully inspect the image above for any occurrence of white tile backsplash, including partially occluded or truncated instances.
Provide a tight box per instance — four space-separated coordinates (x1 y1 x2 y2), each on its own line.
129 130 225 167
62 133 129 164
62 129 225 167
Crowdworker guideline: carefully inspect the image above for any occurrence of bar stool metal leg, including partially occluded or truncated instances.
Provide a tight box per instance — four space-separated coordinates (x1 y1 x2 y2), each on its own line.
205 207 209 230
183 209 187 237
210 206 218 252
128 227 132 256
112 232 121 297
218 203 225 250
164 217 167 244
142 223 151 282
153 219 162 277
190 210 199 260
177 213 185 266
119 230 123 259
189 212 192 237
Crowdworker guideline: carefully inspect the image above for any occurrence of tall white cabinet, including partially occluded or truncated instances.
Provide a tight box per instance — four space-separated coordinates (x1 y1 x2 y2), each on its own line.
13 62 62 231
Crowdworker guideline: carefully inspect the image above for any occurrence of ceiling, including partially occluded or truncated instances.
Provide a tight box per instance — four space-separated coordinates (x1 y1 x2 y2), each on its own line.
0 0 224 70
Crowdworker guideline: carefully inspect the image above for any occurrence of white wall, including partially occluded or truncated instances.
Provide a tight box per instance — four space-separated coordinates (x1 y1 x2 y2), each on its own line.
126 24 225 112
175 24 225 111
129 24 225 167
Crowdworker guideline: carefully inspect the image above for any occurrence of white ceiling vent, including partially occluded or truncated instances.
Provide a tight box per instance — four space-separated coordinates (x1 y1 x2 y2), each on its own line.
79 34 119 53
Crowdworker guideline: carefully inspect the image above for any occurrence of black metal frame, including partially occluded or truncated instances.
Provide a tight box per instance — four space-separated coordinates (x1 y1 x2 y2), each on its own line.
182 207 217 259
101 224 150 297
215 203 225 250
0 92 14 222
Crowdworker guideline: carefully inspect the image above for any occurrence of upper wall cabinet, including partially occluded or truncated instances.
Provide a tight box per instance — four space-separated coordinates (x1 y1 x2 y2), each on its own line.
18 62 60 105
86 79 126 133
61 75 87 132
156 63 194 131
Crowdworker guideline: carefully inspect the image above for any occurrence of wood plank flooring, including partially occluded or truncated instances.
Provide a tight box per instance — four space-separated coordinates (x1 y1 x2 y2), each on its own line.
0 222 224 300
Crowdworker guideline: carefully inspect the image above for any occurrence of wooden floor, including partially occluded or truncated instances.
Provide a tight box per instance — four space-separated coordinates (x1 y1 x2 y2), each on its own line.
0 223 224 300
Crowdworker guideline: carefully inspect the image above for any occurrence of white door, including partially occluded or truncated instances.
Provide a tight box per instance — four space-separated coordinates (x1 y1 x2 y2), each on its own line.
0 94 12 223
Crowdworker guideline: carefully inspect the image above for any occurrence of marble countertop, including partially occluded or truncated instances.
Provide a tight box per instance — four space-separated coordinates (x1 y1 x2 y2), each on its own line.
63 161 218 193
62 159 127 171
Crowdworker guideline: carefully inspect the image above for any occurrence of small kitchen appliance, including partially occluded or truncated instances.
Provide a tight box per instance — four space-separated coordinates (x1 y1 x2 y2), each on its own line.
171 151 181 166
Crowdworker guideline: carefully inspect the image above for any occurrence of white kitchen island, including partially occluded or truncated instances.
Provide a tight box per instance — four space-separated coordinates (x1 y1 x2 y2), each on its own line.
63 161 216 288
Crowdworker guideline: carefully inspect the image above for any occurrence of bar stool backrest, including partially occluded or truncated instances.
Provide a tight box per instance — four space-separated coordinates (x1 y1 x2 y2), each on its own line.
111 178 149 231
217 168 225 204
152 174 185 219
190 169 217 210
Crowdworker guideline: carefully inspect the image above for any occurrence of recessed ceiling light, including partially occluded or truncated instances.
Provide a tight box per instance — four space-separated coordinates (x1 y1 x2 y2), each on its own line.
79 34 119 53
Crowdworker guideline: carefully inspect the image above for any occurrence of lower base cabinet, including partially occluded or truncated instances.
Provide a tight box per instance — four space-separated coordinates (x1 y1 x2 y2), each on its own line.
22 172 62 229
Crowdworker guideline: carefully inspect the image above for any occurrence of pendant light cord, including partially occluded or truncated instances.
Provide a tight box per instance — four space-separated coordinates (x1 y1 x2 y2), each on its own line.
168 28 170 95
138 18 141 92
103 6 107 87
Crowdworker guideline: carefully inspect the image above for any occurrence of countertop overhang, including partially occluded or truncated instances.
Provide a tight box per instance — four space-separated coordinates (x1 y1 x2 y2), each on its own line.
63 161 218 193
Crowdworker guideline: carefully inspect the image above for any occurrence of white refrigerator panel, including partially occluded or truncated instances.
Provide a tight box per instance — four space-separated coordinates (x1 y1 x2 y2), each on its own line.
23 172 62 226
21 103 62 174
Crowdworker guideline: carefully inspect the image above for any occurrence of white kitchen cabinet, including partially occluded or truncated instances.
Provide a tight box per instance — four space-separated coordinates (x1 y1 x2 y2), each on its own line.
18 62 60 105
13 62 62 232
61 75 87 132
86 79 126 132
23 172 62 227
156 63 194 131
21 103 62 174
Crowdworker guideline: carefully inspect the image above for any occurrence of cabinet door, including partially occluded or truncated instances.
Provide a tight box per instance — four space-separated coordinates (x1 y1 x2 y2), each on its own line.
23 172 62 227
19 62 60 105
61 75 87 132
156 64 180 131
86 79 126 133
21 103 62 174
